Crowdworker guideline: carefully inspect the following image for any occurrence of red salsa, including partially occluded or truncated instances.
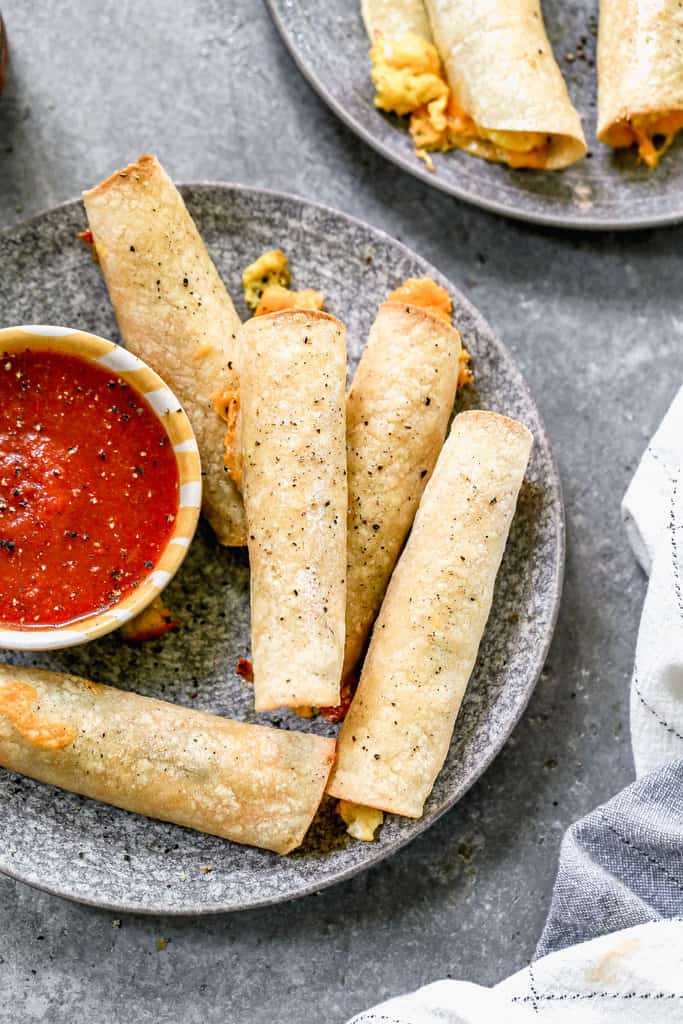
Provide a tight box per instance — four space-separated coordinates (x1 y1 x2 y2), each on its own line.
0 348 180 629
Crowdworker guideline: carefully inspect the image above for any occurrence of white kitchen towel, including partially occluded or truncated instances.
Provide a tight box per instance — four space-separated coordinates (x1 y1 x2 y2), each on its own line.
347 385 683 1024
622 384 683 777
351 920 683 1023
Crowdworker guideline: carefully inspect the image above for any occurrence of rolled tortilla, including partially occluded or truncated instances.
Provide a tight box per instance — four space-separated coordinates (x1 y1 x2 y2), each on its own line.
240 309 347 712
424 0 586 168
83 155 246 546
597 0 683 168
327 411 532 818
0 664 335 854
344 300 461 678
362 0 433 39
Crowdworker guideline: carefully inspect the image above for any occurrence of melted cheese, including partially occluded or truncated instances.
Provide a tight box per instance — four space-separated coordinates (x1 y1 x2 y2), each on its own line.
242 250 325 317
255 285 325 317
212 388 242 490
370 33 550 169
338 800 384 841
605 111 683 169
457 348 474 389
388 277 453 322
0 681 77 750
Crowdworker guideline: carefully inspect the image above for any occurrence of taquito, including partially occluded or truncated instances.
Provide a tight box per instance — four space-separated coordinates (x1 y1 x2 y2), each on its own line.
597 0 683 168
240 310 347 712
328 411 532 818
424 0 586 168
83 155 246 546
362 0 432 39
344 300 461 677
0 664 335 854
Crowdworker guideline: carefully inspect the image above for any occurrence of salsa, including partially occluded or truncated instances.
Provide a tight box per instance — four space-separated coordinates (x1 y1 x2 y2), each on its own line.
0 348 179 629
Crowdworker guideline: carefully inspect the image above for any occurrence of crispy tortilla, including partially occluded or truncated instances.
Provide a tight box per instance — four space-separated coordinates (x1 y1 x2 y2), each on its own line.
344 300 461 677
83 155 246 546
240 310 348 712
327 411 532 818
424 0 586 168
362 0 433 39
0 664 335 854
597 0 683 166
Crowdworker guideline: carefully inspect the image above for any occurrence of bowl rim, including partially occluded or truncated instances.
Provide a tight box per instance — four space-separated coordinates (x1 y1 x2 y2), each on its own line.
0 325 202 651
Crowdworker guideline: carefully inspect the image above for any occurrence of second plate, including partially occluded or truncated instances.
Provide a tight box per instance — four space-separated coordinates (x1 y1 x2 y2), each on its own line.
267 0 683 230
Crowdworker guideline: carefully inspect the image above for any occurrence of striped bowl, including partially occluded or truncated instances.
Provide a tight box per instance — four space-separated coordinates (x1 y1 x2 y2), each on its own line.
0 326 202 651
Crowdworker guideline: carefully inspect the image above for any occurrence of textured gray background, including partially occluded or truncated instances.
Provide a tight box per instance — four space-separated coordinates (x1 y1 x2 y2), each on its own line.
0 1 679 1022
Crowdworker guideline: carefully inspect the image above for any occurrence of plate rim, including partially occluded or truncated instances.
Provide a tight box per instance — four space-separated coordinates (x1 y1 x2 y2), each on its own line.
265 0 683 232
0 181 565 914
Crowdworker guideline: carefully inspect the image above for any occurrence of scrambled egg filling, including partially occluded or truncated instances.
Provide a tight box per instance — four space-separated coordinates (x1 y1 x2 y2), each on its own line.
242 249 325 317
388 277 474 388
371 32 447 115
605 111 683 169
242 249 291 310
338 800 384 841
370 33 550 169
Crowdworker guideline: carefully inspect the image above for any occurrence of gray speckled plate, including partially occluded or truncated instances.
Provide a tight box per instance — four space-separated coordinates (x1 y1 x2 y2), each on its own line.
0 185 563 914
267 0 683 230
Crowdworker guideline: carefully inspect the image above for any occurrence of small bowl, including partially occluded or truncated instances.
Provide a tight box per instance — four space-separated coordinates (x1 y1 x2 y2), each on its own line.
0 325 202 651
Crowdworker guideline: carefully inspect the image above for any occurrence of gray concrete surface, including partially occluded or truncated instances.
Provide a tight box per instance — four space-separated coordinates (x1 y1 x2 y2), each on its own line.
0 2 678 1022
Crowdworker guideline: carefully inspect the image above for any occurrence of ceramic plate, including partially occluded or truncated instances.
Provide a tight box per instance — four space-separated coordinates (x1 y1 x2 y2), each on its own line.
267 0 683 230
0 184 564 913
